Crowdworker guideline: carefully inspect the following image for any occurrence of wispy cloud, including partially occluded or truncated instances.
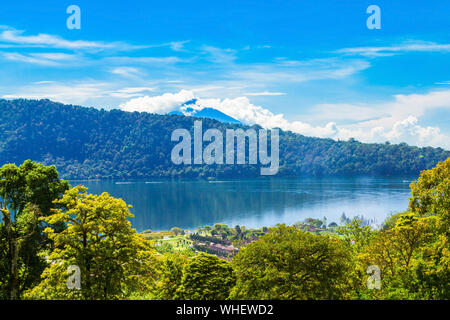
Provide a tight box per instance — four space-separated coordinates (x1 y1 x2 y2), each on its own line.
336 41 450 57
2 81 110 103
110 67 145 78
228 58 370 84
169 40 190 52
201 46 237 64
109 87 156 99
2 52 80 66
106 56 185 65
2 81 155 104
0 28 148 52
245 91 286 96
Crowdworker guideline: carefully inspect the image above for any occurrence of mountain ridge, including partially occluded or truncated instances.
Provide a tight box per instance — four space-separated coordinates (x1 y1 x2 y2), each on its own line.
168 99 241 124
0 98 448 179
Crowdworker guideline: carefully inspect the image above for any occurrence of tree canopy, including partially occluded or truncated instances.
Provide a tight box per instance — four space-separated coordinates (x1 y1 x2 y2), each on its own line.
0 160 69 299
26 186 157 300
231 225 354 299
175 252 235 300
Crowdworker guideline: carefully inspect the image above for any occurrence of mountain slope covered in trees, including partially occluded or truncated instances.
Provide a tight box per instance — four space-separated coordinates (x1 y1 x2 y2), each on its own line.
0 99 448 179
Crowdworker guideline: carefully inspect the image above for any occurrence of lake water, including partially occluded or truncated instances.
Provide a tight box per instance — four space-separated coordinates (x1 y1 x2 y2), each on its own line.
71 177 415 232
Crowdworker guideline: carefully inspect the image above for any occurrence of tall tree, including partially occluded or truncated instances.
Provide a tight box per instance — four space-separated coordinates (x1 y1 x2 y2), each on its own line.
26 186 157 300
156 253 187 300
0 160 69 299
231 225 354 299
409 157 450 234
358 213 434 299
356 159 450 299
408 157 450 298
175 252 235 300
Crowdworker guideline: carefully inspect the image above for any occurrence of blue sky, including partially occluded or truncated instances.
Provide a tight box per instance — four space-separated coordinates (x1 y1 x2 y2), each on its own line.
0 0 449 149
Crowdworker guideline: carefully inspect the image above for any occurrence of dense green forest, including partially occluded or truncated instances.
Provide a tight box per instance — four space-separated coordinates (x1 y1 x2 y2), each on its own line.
0 99 449 179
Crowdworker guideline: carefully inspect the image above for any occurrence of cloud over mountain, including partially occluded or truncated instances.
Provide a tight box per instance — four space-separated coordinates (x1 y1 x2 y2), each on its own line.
119 89 450 150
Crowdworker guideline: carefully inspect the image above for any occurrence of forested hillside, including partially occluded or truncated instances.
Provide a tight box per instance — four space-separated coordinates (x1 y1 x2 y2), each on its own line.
0 99 448 179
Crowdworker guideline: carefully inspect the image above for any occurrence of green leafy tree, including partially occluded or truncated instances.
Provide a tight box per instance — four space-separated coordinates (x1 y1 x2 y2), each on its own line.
328 222 338 229
203 225 212 235
170 227 184 236
156 253 187 299
231 225 354 299
338 218 377 254
25 186 157 300
304 218 324 228
409 157 450 234
211 223 231 239
358 213 435 299
408 158 450 298
0 160 69 299
156 242 174 254
175 253 235 300
355 159 450 299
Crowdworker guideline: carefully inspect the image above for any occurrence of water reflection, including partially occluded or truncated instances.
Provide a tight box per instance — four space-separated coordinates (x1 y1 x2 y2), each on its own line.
72 177 413 232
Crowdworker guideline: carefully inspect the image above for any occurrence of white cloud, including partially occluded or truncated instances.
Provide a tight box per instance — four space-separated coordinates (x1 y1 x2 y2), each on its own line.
109 87 156 99
385 116 445 146
2 82 109 104
245 91 287 96
2 82 157 105
106 56 184 65
229 58 370 84
5 83 449 150
307 90 450 149
119 91 342 137
337 41 450 57
201 46 237 64
119 90 195 113
119 89 450 150
2 52 80 66
110 67 144 78
169 40 190 51
0 29 146 51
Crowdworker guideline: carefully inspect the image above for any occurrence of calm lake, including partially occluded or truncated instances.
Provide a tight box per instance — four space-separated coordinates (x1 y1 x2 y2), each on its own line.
70 177 415 232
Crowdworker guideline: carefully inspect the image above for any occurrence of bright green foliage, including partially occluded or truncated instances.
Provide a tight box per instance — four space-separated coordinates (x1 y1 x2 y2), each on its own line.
357 213 436 299
354 159 450 299
409 157 450 233
25 186 157 300
231 225 354 299
175 253 235 300
170 227 184 236
303 218 324 228
338 219 377 254
155 253 187 299
408 158 450 298
211 223 232 239
381 212 404 231
0 160 69 299
1 157 449 301
156 242 174 254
